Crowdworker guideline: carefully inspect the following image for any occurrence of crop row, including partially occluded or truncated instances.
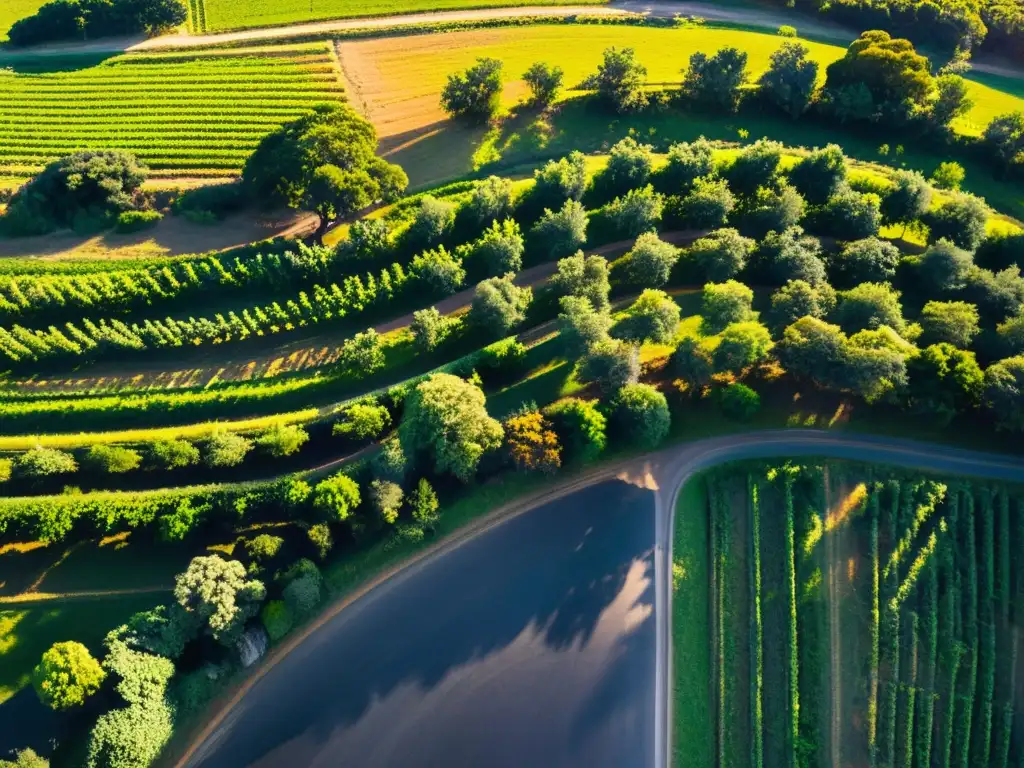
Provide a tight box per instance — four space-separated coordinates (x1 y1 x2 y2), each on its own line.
748 476 764 768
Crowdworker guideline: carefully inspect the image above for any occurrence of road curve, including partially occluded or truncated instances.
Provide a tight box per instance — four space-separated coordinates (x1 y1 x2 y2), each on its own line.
176 430 1023 768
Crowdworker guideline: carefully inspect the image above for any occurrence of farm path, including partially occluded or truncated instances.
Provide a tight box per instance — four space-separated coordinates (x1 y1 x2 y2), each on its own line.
2 1 1020 81
0 586 172 606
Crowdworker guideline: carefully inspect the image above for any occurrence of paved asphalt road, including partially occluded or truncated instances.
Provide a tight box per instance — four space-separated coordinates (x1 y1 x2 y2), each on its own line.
183 430 1023 768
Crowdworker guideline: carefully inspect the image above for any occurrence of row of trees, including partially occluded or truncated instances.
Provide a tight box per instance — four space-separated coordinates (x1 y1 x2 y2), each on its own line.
7 0 187 47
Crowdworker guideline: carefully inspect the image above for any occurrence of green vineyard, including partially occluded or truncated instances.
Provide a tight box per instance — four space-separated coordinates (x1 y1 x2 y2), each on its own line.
0 43 344 181
697 462 1024 768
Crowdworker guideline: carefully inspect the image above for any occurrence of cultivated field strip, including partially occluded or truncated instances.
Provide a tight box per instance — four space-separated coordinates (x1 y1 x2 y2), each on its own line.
0 43 344 179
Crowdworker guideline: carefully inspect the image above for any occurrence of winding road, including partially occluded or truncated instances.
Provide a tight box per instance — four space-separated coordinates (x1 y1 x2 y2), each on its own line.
177 429 1023 768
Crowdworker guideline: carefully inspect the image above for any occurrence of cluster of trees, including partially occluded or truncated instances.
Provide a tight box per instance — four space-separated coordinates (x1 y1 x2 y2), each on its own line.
440 58 565 121
7 0 186 47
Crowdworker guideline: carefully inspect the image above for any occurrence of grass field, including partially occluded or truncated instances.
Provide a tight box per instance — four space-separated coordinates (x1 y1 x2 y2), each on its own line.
0 43 344 181
193 0 604 33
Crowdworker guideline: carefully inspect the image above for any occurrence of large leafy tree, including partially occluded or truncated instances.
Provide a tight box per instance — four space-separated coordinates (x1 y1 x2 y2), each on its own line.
982 356 1024 431
551 251 611 312
243 105 407 240
558 295 612 357
701 280 754 333
759 42 819 118
579 339 641 396
32 641 105 711
788 144 847 205
690 228 755 282
173 556 266 645
441 58 504 121
587 47 648 113
769 279 837 330
919 300 981 347
469 274 532 337
613 289 681 345
906 343 983 423
610 383 670 448
683 46 749 112
880 169 932 231
399 374 503 481
622 232 680 288
983 111 1024 172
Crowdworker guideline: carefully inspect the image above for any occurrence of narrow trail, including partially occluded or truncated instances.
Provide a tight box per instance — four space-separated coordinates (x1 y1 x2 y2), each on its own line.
0 586 172 606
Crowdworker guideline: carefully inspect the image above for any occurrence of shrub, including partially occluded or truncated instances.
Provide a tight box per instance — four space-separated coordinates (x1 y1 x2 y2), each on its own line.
173 181 248 221
587 46 648 112
527 151 587 213
930 161 965 191
834 282 906 333
463 218 524 276
551 251 611 312
595 137 655 201
983 111 1024 170
523 61 564 106
531 199 588 260
174 556 266 645
333 402 391 441
605 185 664 238
712 321 774 373
701 280 754 333
261 600 293 642
105 605 197 661
204 431 253 468
919 239 974 292
102 641 174 706
724 139 783 197
690 228 755 282
832 237 901 287
85 444 141 474
313 473 361 523
339 218 391 262
881 169 932 228
505 410 561 474
307 523 333 560
173 661 233 718
622 232 680 288
558 296 612 357
670 177 735 229
410 246 465 296
614 289 681 344
115 210 162 233
469 274 532 337
476 338 528 385
809 186 881 240
32 641 105 711
85 698 174 768
256 423 309 458
737 183 806 237
579 339 640 396
717 382 761 420
919 301 980 347
925 193 989 251
410 307 455 353
657 138 716 193
283 573 322 619
0 749 47 768
788 145 847 205
0 459 12 483
158 499 207 543
149 440 199 470
15 447 77 478
407 196 456 251
244 534 284 570
370 479 404 524
544 398 606 463
340 330 385 378
778 25 797 36
769 279 837 329
373 437 407 483
466 176 515 226
683 46 749 112
752 226 825 286
409 478 440 529
671 337 714 392
982 356 1024 431
611 383 670 448
997 312 1024 354
441 57 503 121
759 41 818 118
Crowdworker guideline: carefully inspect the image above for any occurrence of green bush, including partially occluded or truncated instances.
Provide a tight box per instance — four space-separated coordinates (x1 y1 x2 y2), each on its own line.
256 423 309 458
333 402 392 441
15 447 78 478
204 431 254 468
173 661 234 718
307 522 334 560
261 600 294 642
313 473 361 523
610 383 670 449
245 534 284 568
115 210 162 234
409 478 441 530
85 699 174 768
717 382 761 420
544 398 607 462
0 458 13 483
85 444 142 474
283 573 322 619
149 440 199 470
32 641 105 711
0 748 48 767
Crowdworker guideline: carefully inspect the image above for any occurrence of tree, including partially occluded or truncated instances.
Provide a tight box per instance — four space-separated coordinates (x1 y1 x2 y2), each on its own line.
919 300 980 347
983 111 1024 171
925 192 988 251
752 226 826 286
242 106 406 240
551 251 611 312
531 199 588 260
1 151 147 236
702 279 754 333
105 604 198 660
102 641 175 706
588 46 648 112
399 373 503 481
834 282 906 333
441 57 503 121
622 231 680 288
713 321 774 373
657 138 716 193
174 556 266 645
558 295 612 357
788 145 847 205
32 641 105 711
724 139 783 197
776 316 847 387
466 176 515 227
671 336 714 394
810 186 881 240
523 61 564 107
369 479 404 525
614 289 681 345
312 473 361 523
15 447 77 478
672 177 736 229
9 0 186 46
579 339 640 395
528 151 587 213
339 218 390 262
718 382 761 420
927 74 973 131
610 383 670 448
832 236 901 287
769 279 837 330
333 402 391 440
759 42 819 118
823 31 934 124
256 423 309 457
906 342 983 422
410 307 453 352
504 410 561 474
85 698 174 768
409 478 441 529
683 46 749 112
961 264 1024 324
373 436 407 483
997 312 1024 354
469 274 532 337
85 444 141 474
0 749 48 768
919 238 974 292
930 161 966 191
841 327 913 403
463 218 524 276
410 246 466 296
606 185 663 238
596 137 655 200
150 440 199 470
690 228 754 282
982 356 1024 431
543 398 606 462
407 195 456 251
880 169 932 231
341 329 385 378
204 430 253 468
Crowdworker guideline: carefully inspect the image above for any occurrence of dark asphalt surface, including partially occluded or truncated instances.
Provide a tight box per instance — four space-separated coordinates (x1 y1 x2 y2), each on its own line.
186 479 657 768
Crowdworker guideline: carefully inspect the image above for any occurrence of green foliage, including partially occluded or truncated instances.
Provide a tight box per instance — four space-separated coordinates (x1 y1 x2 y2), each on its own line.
931 162 966 191
605 185 664 238
657 138 715 193
717 381 761 420
689 228 755 282
712 321 774 373
407 195 457 251
441 57 503 121
579 338 640 396
333 402 391 441
982 355 1024 430
759 42 819 118
610 383 670 448
919 300 980 347
245 534 285 571
551 251 611 312
256 423 309 458
409 478 441 530
925 193 989 251
307 523 333 560
469 274 532 337
528 151 587 212
523 61 564 106
613 289 681 344
85 444 141 474
410 307 455 353
532 199 589 260
261 600 294 642
671 176 736 229
754 226 826 287
834 282 906 333
833 237 901 287
105 604 198 660
789 145 847 205
983 111 1024 169
0 749 48 768
158 497 207 542
811 186 881 241
543 397 606 463
881 169 933 228
32 641 105 711
411 245 465 297
9 0 185 45
670 336 714 393
283 573 323 619
737 183 806 237
596 137 655 200
769 279 837 329
115 210 162 234
621 231 679 288
920 239 975 292
929 75 972 133
399 373 503 482
204 430 253 468
683 46 749 112
149 440 199 470
701 279 754 334
173 555 266 645
558 295 612 357
313 473 361 523
588 46 648 113
462 218 524 276
369 479 404 524
724 138 783 197
996 312 1024 354
15 446 77 478
373 436 407 483
906 342 983 422
85 697 174 768
0 458 11 483
103 640 175 706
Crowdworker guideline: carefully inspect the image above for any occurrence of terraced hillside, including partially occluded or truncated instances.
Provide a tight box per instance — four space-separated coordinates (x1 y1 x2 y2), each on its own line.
0 43 345 183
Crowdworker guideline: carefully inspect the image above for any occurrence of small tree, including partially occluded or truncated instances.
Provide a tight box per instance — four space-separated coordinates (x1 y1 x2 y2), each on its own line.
0 749 48 768
622 231 680 288
997 312 1024 354
759 42 819 118
925 192 988 251
596 137 655 200
410 246 466 296
313 473 361 523
204 430 253 468
588 46 648 113
261 601 293 642
614 289 681 344
610 383 670 448
769 279 837 329
724 139 783 197
834 282 906 333
531 199 588 260
683 46 749 112
15 446 77 478
85 699 174 768
411 307 454 352
256 423 309 458
810 186 881 241
441 57 503 121
408 478 441 530
307 523 334 560
605 185 663 238
832 236 901 287
373 436 407 483
174 555 266 645
333 402 391 440
690 228 755 282
928 74 973 131
752 226 825 286
466 176 515 226
657 138 716 193
341 329 385 378
919 238 974 292
463 218 524 276
528 151 587 212
788 144 847 205
580 339 640 395
32 642 105 711
737 183 806 237
150 439 199 470
919 300 980 347
671 336 715 393
469 274 532 337
718 382 761 420
712 321 774 373
672 177 735 229
930 161 966 191
283 574 322 618
880 169 932 231
407 195 456 251
543 398 606 463
558 295 612 357
85 444 141 474
523 61 564 107
369 479 404 524
505 409 561 474
982 356 1024 431
701 280 754 333
983 111 1024 171
551 251 611 312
